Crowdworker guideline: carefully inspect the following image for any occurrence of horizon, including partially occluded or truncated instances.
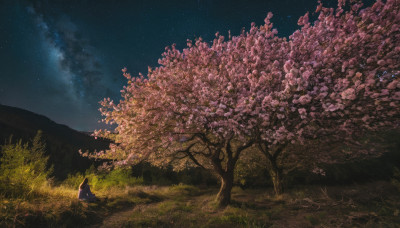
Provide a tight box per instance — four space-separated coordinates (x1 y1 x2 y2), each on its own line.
0 102 112 133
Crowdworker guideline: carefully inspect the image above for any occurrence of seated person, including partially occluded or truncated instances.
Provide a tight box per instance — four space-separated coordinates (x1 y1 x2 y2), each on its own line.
78 177 97 202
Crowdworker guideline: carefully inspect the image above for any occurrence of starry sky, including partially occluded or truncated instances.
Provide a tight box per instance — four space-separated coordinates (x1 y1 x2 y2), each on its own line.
0 0 374 131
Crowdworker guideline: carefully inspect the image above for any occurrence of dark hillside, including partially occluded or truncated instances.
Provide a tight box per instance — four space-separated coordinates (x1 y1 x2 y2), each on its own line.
0 104 110 179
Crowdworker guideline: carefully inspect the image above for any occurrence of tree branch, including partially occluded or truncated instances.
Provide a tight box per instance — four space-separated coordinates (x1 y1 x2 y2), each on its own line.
176 142 206 169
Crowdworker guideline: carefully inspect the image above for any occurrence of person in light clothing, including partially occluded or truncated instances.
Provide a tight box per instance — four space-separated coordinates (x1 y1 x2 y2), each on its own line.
78 177 97 202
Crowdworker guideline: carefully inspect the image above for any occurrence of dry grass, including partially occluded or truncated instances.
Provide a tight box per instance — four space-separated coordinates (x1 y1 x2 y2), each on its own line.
120 181 400 228
1 181 400 227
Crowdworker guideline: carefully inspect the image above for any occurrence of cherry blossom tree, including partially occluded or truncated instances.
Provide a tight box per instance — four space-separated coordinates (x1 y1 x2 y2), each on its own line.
94 34 269 206
247 0 400 194
93 0 399 204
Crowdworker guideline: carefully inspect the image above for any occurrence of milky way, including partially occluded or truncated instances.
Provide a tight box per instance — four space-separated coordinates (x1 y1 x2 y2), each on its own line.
27 4 118 104
0 1 122 131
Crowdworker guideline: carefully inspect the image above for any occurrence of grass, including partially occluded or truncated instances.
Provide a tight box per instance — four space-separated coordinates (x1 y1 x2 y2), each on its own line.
121 181 400 228
1 181 400 227
0 182 169 227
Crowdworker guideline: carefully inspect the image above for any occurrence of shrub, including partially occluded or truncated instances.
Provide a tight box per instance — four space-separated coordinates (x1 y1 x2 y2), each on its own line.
63 166 143 190
0 131 52 198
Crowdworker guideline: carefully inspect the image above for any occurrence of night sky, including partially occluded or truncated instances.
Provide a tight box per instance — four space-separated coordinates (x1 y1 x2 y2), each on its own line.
0 0 372 131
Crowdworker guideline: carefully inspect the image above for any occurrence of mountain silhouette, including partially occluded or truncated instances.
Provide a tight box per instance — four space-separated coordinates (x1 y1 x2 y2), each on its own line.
0 104 111 179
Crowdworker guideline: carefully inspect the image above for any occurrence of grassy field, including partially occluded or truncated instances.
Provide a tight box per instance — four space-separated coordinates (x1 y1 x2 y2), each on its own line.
1 180 399 227
119 181 400 228
2 131 399 227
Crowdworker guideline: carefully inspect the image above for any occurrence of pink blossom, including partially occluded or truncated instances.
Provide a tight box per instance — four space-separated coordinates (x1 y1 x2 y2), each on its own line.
387 81 398 90
393 92 400 100
312 167 326 176
271 100 279 106
341 88 356 100
283 60 292 73
298 95 312 105
302 70 312 80
381 89 389 96
326 104 339 112
298 108 307 118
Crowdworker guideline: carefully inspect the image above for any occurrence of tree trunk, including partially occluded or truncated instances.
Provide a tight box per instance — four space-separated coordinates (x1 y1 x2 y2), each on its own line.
269 167 283 195
259 143 286 196
268 159 284 195
216 172 234 207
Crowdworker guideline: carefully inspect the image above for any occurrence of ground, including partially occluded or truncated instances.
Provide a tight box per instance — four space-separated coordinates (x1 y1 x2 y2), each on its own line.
95 181 400 228
1 181 399 227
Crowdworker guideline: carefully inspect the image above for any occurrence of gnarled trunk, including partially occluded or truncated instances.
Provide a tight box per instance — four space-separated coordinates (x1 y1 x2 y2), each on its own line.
216 172 234 207
259 143 286 195
268 163 283 195
210 138 253 207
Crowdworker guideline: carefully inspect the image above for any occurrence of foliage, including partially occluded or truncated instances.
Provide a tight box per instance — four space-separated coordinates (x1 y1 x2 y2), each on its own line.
0 131 52 198
63 166 143 191
130 162 218 186
234 148 270 188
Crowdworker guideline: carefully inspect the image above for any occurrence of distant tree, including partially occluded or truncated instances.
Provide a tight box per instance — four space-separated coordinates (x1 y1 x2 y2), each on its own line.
29 130 50 175
93 0 399 205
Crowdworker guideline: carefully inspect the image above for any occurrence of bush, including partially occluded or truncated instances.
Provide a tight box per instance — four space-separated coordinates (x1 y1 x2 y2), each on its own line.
0 131 52 198
63 166 143 190
95 168 143 189
234 150 270 189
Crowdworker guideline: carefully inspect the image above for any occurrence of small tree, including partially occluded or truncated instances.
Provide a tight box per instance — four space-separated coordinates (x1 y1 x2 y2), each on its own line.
0 131 52 197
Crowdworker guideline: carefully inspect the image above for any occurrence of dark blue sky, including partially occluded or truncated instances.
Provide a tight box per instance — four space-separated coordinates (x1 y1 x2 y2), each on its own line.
0 0 372 131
